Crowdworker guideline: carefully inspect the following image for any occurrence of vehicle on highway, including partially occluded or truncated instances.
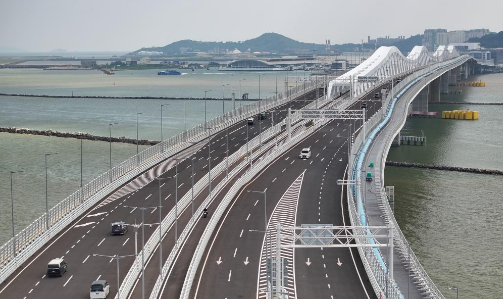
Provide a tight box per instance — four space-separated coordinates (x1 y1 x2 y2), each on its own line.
90 280 110 299
374 92 380 98
366 171 373 181
247 117 254 125
203 208 208 218
361 102 367 109
258 113 266 120
299 148 311 159
111 221 128 235
46 258 67 277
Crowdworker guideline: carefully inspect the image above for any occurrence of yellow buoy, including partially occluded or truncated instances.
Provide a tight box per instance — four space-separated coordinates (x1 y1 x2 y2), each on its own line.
454 111 460 119
465 111 473 120
473 111 479 119
460 112 466 119
442 111 447 119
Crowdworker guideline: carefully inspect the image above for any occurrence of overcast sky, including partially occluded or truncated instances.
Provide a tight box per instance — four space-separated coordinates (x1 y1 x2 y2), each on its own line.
1 0 502 52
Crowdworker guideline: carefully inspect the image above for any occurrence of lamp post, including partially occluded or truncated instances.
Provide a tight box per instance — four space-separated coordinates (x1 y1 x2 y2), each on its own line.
109 123 118 170
154 177 167 277
10 170 23 257
239 79 246 108
204 90 211 130
166 159 181 244
124 205 157 299
448 287 459 299
206 127 213 201
222 84 229 115
45 153 58 230
160 104 168 152
136 112 143 158
92 253 135 299
245 119 252 169
258 74 262 153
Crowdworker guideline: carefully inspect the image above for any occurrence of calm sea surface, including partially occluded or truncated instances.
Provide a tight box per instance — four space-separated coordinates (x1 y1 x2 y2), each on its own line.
0 68 501 298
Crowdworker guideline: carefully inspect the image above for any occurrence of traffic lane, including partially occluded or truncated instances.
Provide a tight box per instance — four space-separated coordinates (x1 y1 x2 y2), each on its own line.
192 119 349 298
295 121 375 298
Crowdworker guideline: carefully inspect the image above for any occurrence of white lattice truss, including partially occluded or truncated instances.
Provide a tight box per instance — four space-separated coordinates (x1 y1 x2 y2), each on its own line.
280 226 389 248
327 45 460 99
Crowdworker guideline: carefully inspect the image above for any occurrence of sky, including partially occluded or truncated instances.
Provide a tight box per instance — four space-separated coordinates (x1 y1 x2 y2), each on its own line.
1 0 502 52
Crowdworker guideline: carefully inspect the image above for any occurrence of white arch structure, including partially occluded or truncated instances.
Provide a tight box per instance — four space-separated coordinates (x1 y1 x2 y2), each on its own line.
327 45 459 99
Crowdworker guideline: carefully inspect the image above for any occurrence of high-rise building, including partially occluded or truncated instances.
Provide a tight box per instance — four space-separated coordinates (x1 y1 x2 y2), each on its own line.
423 29 490 52
423 29 447 52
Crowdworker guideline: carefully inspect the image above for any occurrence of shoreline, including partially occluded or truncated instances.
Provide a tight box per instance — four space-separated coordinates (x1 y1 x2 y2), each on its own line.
0 93 259 101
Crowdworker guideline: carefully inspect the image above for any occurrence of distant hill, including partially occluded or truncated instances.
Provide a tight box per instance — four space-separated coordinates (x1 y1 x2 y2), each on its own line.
468 31 503 48
133 33 327 55
131 32 425 56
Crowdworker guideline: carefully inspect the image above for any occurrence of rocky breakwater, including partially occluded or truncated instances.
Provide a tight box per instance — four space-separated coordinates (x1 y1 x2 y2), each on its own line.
386 161 503 176
0 127 159 145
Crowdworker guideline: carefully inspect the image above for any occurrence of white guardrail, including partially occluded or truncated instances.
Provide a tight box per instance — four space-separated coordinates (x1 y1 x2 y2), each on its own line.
347 56 471 299
0 79 325 285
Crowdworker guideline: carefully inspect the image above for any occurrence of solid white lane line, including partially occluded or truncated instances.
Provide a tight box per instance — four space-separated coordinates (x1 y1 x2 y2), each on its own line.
97 238 105 247
123 238 130 246
63 275 73 287
82 255 90 263
246 214 250 220
240 229 244 238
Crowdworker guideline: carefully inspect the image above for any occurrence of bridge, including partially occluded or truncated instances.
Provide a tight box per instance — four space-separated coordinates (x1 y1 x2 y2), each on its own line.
0 45 479 299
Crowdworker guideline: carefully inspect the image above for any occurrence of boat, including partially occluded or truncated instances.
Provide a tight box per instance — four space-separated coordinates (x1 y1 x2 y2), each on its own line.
158 70 182 75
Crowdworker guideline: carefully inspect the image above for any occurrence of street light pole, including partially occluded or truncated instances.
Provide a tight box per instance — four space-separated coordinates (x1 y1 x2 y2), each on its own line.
239 79 246 108
161 104 168 152
109 123 118 170
155 177 167 277
204 90 211 130
258 74 262 153
222 84 229 115
45 153 57 230
10 170 23 257
136 112 143 159
448 287 459 299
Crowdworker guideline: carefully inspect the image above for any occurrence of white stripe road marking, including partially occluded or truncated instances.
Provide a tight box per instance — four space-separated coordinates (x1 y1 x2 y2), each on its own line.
97 238 105 246
160 183 166 188
96 275 101 281
35 281 40 286
123 238 129 246
65 250 69 254
151 207 157 214
82 255 90 264
29 289 33 294
310 161 313 165
109 258 113 263
254 200 259 206
130 207 137 214
240 229 244 237
290 160 295 164
145 194 152 200
63 275 73 287
179 183 184 188
234 248 237 257
246 214 250 220
165 194 171 200
282 168 286 173
272 177 277 183
228 270 232 282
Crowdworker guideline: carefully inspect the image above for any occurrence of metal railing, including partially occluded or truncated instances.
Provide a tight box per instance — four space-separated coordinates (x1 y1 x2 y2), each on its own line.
346 56 471 299
0 78 325 285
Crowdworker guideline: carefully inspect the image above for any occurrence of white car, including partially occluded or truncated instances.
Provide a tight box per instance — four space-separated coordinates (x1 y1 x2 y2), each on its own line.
90 280 110 299
299 148 311 159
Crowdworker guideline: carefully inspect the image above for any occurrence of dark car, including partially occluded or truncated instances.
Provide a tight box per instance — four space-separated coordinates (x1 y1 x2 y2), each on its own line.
258 113 266 120
47 258 67 277
361 102 367 109
111 221 128 235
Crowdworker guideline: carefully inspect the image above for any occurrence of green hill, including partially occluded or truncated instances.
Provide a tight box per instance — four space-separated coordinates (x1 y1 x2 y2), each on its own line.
469 31 503 48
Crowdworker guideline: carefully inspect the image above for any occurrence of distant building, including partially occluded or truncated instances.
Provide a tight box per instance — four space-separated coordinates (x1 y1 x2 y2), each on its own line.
81 59 97 68
423 28 490 52
140 57 151 64
468 50 492 64
490 49 503 66
449 43 481 52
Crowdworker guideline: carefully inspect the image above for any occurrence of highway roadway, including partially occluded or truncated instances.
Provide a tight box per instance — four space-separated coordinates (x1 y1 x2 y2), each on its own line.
167 88 386 299
0 89 321 299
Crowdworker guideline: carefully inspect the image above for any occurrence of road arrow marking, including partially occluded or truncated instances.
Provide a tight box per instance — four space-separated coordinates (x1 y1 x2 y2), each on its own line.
337 258 342 266
216 257 222 265
74 222 96 228
306 258 311 266
244 257 249 265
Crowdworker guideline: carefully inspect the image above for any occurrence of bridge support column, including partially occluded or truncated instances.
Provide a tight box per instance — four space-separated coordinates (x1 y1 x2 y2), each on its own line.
441 73 449 94
429 78 441 102
392 132 400 147
449 69 458 85
411 85 429 112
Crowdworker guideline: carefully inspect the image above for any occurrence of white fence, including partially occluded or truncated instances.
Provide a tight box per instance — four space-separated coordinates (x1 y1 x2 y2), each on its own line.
0 78 325 285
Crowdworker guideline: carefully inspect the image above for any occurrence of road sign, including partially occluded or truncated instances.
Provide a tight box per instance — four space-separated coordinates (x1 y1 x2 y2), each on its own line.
357 76 379 83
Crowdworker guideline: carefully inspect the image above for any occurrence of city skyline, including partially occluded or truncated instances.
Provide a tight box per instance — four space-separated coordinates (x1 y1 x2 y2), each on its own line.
1 0 502 52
